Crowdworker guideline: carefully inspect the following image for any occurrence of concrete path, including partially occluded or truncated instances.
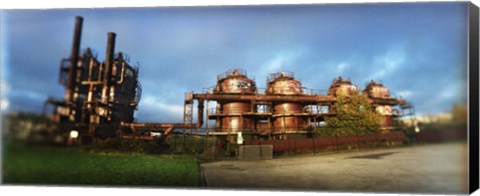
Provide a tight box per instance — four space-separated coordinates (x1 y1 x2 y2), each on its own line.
201 142 468 194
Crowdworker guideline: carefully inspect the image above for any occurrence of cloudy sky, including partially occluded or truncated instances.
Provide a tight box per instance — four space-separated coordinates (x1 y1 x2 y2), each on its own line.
0 2 469 123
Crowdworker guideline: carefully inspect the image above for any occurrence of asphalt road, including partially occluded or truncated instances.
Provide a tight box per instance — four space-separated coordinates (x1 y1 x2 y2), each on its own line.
201 142 468 194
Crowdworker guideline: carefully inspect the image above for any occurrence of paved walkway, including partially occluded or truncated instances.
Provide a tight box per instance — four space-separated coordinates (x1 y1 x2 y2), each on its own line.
201 142 468 194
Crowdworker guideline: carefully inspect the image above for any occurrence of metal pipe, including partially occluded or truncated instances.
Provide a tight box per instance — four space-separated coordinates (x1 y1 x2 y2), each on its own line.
193 93 404 106
101 32 116 104
87 57 94 105
98 62 103 82
197 99 204 128
117 61 126 84
120 99 205 135
206 100 209 129
65 16 83 103
193 93 336 104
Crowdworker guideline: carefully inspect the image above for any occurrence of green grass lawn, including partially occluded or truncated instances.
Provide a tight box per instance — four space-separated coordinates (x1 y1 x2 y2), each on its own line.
2 143 200 187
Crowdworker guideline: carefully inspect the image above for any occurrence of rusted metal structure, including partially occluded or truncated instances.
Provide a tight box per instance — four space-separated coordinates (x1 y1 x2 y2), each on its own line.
266 72 307 132
211 69 256 132
328 76 358 97
363 80 403 128
185 69 336 137
45 16 414 146
185 69 412 139
45 16 141 140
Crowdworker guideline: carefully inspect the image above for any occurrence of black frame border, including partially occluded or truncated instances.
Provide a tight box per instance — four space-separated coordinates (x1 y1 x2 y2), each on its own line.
468 2 479 194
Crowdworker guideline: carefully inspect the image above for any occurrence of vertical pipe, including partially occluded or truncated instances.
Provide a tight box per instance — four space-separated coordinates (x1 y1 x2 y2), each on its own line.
66 16 83 103
206 100 209 129
197 99 204 128
101 32 116 104
87 58 94 107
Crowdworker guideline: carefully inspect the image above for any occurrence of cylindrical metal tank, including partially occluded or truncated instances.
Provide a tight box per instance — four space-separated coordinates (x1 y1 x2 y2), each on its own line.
363 80 390 98
266 72 302 95
221 102 253 131
328 76 358 97
376 105 394 127
214 69 256 132
365 81 393 128
215 69 256 94
266 72 305 131
272 103 304 129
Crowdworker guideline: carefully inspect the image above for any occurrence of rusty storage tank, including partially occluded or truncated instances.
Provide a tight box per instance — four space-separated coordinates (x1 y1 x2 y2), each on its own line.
328 76 358 97
363 80 393 127
214 69 256 132
266 72 302 95
375 105 394 127
363 80 390 98
266 72 305 131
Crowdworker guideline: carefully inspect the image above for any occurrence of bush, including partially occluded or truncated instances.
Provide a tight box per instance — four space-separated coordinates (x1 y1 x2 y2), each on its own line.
85 138 168 154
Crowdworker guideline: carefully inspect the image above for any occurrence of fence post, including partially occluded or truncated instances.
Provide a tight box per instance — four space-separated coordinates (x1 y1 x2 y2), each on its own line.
272 135 276 157
213 135 216 160
356 132 360 151
335 135 338 152
182 129 185 153
203 132 206 154
293 135 296 154
259 138 263 159
287 133 291 156
173 133 177 154
312 133 316 156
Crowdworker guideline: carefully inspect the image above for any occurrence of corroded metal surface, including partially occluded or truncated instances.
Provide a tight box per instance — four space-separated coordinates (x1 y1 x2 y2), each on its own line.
272 103 305 130
194 93 336 104
196 71 408 133
265 72 306 130
273 103 303 113
222 102 251 114
266 72 302 95
65 16 83 104
46 16 142 139
215 69 256 94
45 16 413 144
220 102 253 131
363 80 390 98
213 69 256 131
328 76 358 97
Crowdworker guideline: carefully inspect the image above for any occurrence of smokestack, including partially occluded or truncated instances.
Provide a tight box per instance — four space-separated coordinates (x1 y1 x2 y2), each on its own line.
65 16 83 102
101 32 116 104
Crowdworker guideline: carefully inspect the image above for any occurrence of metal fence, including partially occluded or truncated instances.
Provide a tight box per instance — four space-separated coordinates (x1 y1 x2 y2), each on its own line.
164 130 408 159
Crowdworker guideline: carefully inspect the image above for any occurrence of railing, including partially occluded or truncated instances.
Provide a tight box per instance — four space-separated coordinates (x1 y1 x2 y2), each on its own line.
265 86 302 95
267 71 294 83
206 103 331 115
185 92 193 103
217 69 248 81
302 88 327 95
202 86 215 94
195 87 327 96
331 76 352 85
305 105 330 114
209 107 218 115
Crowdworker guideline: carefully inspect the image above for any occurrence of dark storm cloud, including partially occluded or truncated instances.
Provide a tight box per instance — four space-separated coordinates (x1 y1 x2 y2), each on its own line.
1 3 468 122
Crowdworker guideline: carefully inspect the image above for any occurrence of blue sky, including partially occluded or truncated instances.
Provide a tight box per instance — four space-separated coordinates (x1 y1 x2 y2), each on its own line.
0 2 469 123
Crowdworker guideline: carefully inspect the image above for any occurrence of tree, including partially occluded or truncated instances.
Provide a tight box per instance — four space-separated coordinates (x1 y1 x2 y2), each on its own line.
451 103 467 126
323 93 382 137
